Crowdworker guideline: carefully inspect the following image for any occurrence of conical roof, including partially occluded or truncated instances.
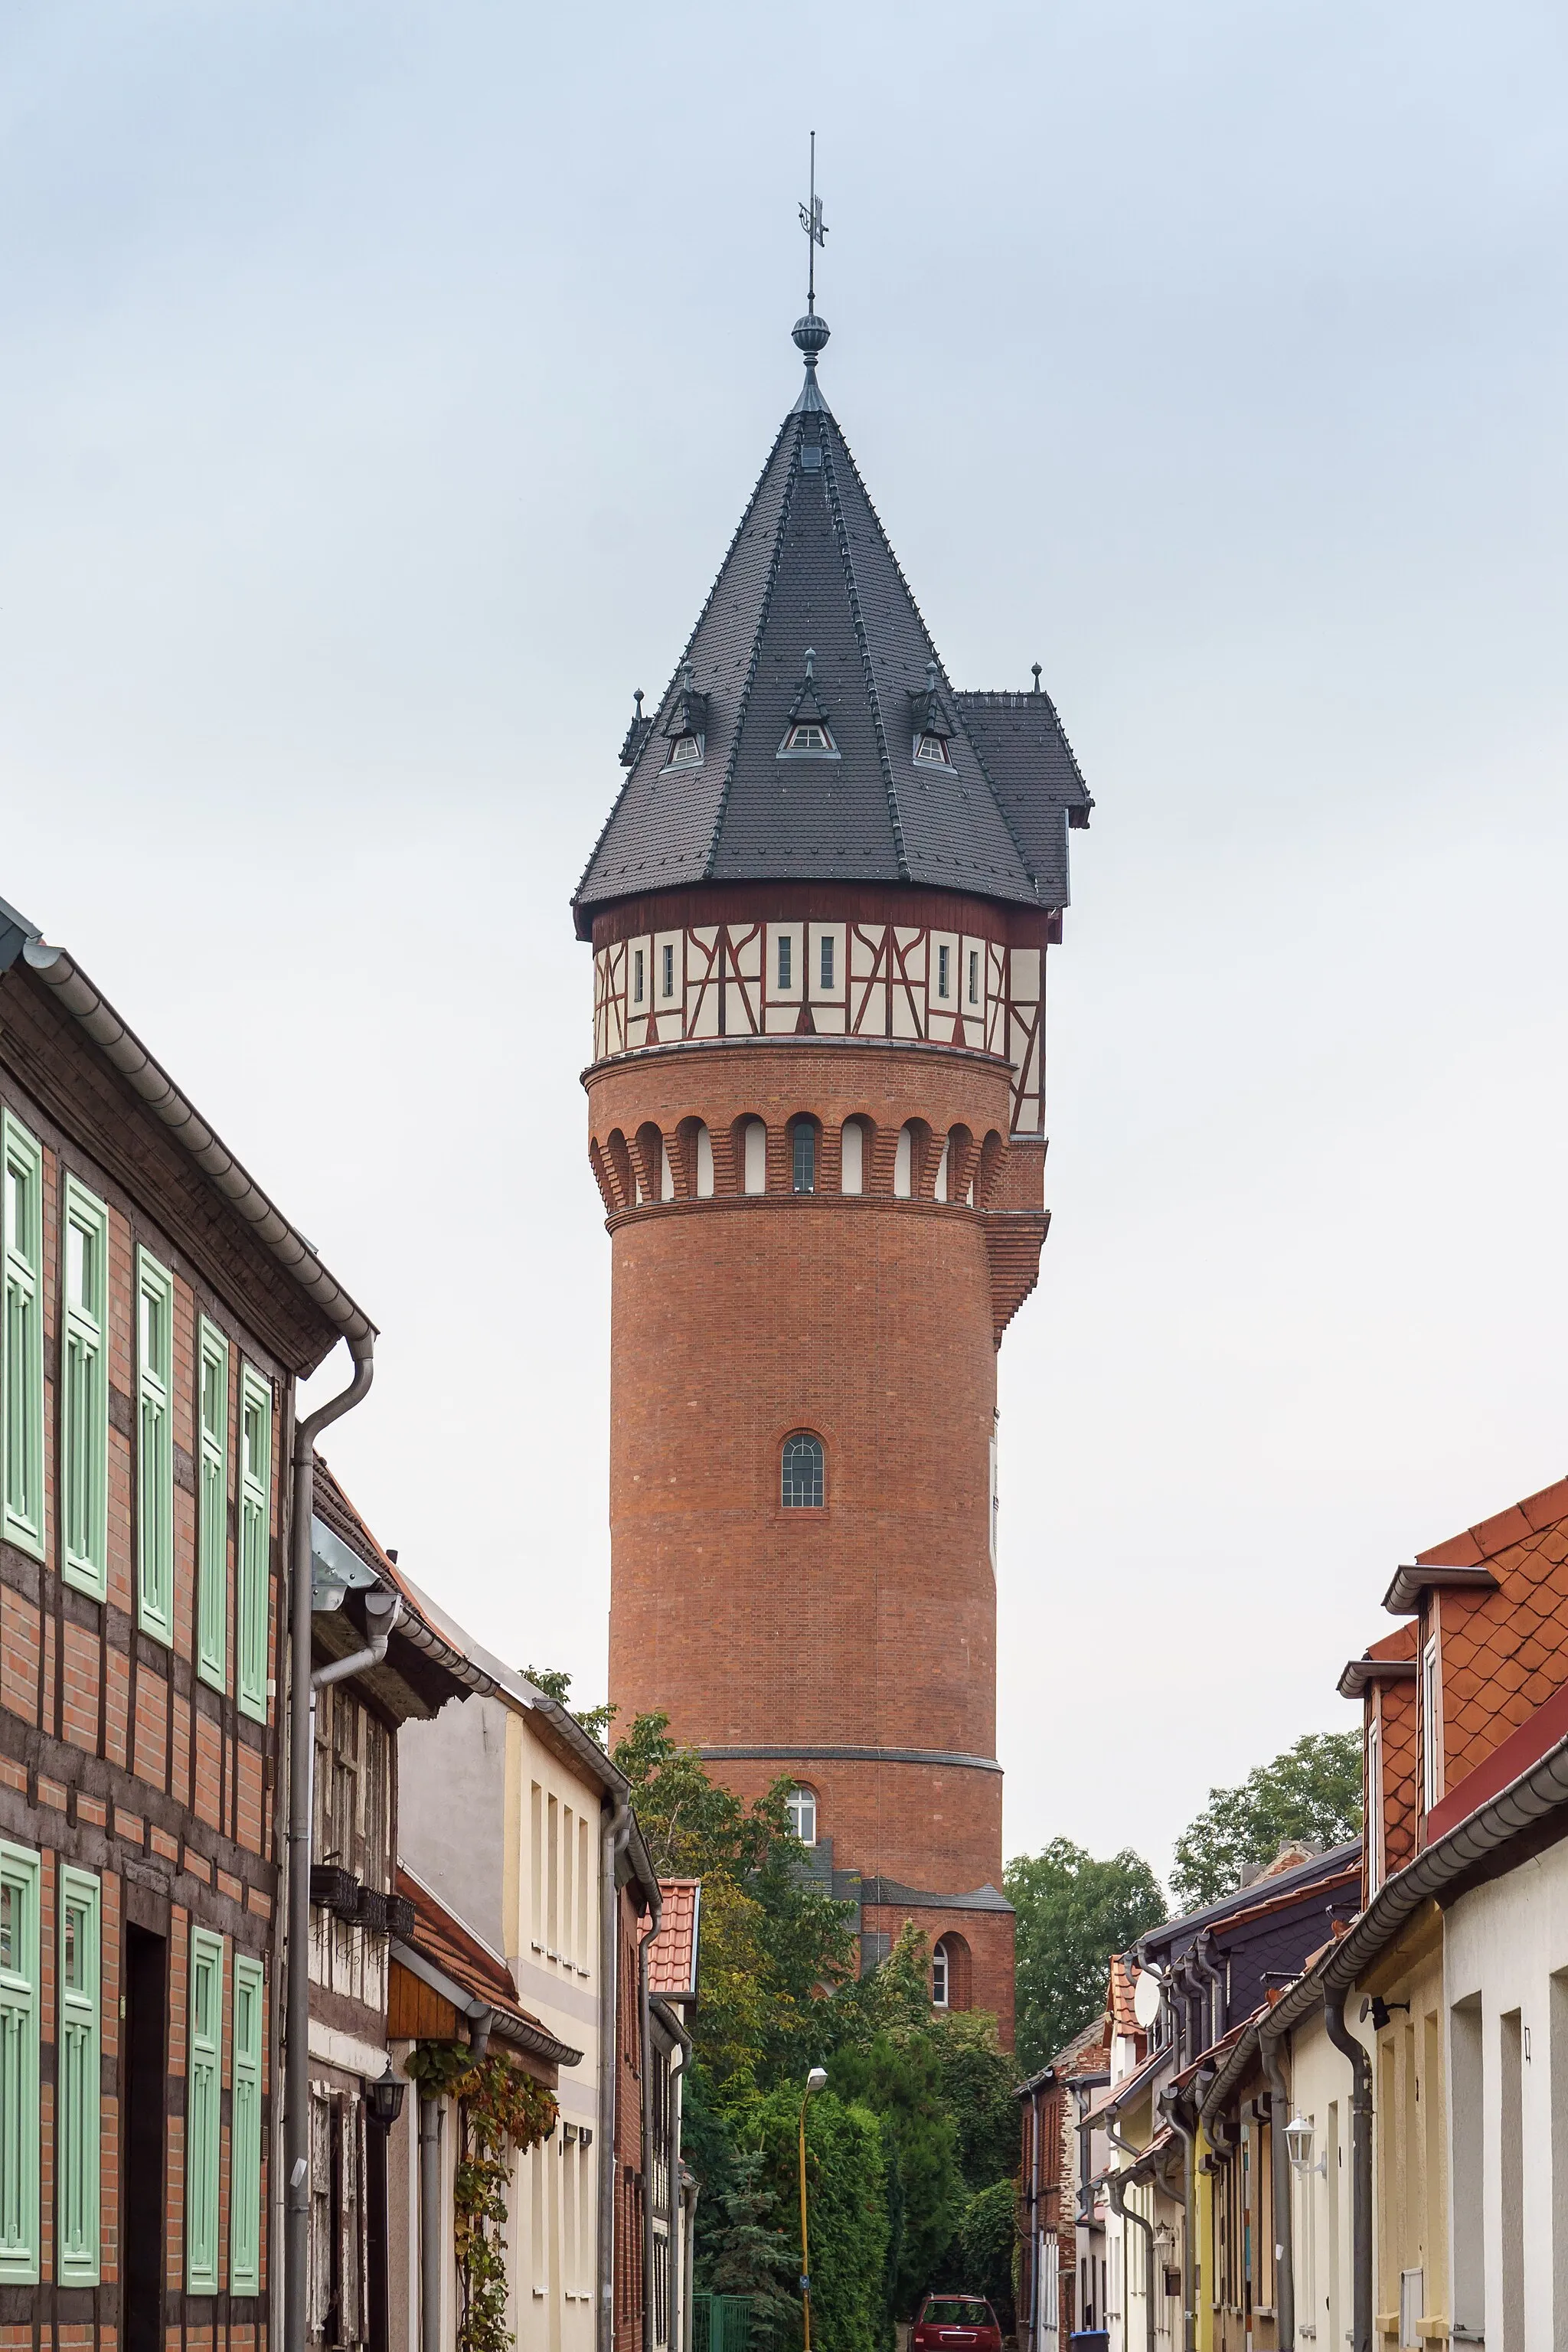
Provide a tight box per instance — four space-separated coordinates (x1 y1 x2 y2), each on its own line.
573 324 1091 936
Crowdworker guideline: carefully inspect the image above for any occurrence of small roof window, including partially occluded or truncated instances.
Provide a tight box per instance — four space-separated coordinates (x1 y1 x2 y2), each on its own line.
667 732 704 769
914 732 951 766
784 721 835 754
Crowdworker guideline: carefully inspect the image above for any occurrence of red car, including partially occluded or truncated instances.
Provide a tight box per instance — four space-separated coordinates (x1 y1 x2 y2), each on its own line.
912 2295 1003 2352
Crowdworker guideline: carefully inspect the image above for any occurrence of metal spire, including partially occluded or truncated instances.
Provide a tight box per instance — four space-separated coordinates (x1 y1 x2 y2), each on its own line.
792 132 831 407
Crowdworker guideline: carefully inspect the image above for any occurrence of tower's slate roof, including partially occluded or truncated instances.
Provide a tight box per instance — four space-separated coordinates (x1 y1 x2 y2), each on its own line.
573 328 1092 936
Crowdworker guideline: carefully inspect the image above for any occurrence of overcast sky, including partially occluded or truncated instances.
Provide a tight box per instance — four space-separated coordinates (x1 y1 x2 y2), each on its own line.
5 0 1567 1888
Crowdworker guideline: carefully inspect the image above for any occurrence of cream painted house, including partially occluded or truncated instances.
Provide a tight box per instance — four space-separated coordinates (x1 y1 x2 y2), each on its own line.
390 1587 669 2352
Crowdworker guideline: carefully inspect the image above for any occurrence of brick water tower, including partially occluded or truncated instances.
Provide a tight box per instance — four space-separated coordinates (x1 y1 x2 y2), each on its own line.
572 289 1092 2044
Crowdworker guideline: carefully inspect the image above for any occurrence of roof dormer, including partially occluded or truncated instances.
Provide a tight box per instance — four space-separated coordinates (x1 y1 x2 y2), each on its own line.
777 648 840 760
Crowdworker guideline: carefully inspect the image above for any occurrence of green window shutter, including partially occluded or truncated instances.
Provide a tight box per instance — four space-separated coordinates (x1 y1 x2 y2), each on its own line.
61 1181 109 1600
229 1955 264 2296
237 1368 272 1724
185 1927 224 2294
0 1841 41 2284
136 1250 175 1645
56 1867 100 2285
196 1322 230 1688
2 1116 44 1559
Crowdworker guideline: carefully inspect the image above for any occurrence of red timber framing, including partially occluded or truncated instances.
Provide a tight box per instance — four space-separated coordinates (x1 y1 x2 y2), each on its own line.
0 942 351 2352
590 884 1054 1139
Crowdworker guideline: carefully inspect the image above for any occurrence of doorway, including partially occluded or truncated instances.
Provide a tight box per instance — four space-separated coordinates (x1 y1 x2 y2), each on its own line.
122 1926 168 2352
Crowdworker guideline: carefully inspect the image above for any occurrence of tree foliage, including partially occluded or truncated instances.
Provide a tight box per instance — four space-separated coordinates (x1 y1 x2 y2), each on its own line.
1004 1838 1167 2076
521 1664 616 1749
747 2087 890 2352
1170 1730 1364 1911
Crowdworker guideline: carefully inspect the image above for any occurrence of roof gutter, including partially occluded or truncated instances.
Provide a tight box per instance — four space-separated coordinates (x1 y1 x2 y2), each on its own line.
389 1939 583 2069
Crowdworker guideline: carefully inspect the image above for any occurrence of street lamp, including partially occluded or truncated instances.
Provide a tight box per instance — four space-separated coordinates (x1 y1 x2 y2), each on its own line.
1284 2114 1325 2177
799 2066 828 2352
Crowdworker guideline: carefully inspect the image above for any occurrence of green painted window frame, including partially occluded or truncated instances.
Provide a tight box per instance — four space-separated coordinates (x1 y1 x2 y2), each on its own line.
229 1954 264 2295
196 1320 230 1690
60 1179 109 1599
136 1249 175 1645
185 1926 224 2294
0 1840 41 2284
56 1866 100 2285
2 1116 45 1560
237 1367 272 1724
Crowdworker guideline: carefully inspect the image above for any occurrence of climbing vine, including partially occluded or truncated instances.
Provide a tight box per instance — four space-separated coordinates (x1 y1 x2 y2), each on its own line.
405 2042 560 2352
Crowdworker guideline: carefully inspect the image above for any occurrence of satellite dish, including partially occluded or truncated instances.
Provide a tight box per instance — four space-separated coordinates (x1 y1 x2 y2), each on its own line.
1132 1968 1163 2030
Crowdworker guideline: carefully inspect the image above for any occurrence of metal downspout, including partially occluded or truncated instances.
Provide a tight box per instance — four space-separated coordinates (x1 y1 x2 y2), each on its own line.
1029 2085 1044 2352
419 2091 442 2352
1259 2021 1295 2352
598 1797 633 2352
652 1996 692 2352
285 1334 374 2352
1191 1932 1226 2049
1102 2114 1157 2352
1158 2073 1208 2352
1325 1992 1372 2352
640 1887 665 2352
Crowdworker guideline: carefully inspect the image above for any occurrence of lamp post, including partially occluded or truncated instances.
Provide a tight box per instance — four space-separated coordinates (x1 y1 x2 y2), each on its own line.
799 2066 828 2352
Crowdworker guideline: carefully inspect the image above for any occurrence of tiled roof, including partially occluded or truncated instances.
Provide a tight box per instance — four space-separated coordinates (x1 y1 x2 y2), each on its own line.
1109 1953 1144 2036
397 1863 582 2067
573 341 1089 930
1414 1475 1568 1798
648 1880 701 2003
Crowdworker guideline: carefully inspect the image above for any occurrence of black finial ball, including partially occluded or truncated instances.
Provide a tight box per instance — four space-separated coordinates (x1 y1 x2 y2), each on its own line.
792 312 831 359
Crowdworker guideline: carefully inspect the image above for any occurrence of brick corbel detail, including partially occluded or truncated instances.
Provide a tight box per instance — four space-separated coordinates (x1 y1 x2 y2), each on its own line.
985 1210 1050 1344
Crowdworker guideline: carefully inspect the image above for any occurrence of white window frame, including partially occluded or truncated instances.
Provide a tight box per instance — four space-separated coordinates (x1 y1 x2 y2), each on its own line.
136 1248 175 1645
197 1319 230 1689
1367 1715 1383 1893
1422 1637 1442 1814
2 1114 45 1560
60 1177 109 1599
57 1865 100 2285
237 1365 273 1723
786 1785 817 1846
932 1939 950 2007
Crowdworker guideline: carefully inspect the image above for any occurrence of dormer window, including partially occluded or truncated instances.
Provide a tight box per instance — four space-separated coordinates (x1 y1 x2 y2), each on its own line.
785 722 834 754
914 732 950 766
666 732 704 769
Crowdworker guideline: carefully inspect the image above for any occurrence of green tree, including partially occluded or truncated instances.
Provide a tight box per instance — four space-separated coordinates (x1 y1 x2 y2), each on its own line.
748 2087 890 2352
1004 1839 1167 2076
521 1664 616 1749
827 2034 965 2318
692 2145 799 2341
933 2016 1020 2192
953 2177 1018 2323
1170 1730 1364 1912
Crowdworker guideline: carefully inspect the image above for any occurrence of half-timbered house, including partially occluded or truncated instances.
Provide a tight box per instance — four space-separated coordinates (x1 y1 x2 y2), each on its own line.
0 893 374 2352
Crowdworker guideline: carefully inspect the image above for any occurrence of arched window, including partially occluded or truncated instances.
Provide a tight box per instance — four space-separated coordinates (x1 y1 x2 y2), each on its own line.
786 1786 818 1846
694 1123 715 1200
932 1939 951 2007
742 1119 767 1196
791 1119 816 1195
839 1118 867 1195
893 1124 914 1199
781 1432 825 1510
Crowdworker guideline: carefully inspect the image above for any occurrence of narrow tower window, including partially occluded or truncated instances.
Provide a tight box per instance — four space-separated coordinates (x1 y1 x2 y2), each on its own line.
937 944 951 999
742 1119 767 1196
777 935 792 991
661 944 675 1000
820 935 835 991
633 950 645 1006
792 1120 816 1195
781 1432 825 1510
893 1125 914 1199
786 1786 818 1847
839 1119 865 1196
968 948 980 1006
932 1939 951 2007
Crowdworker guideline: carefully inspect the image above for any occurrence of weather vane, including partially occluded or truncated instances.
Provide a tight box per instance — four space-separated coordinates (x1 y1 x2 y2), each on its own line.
799 130 827 312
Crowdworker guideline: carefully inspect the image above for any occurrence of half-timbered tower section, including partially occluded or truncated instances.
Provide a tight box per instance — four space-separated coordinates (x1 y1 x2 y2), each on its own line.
572 308 1094 2044
0 898 369 2352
